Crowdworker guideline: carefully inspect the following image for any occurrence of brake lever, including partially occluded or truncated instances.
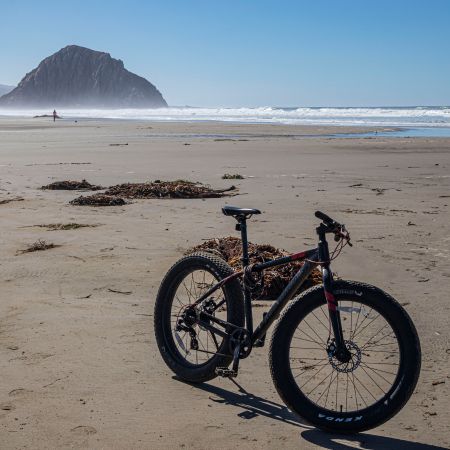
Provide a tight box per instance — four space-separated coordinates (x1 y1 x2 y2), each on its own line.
342 226 353 247
335 225 353 246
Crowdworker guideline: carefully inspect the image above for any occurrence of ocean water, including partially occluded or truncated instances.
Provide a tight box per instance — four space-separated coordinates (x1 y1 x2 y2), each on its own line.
1 106 450 128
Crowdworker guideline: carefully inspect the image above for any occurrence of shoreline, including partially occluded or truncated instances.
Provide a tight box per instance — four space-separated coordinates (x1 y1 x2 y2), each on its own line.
2 116 450 139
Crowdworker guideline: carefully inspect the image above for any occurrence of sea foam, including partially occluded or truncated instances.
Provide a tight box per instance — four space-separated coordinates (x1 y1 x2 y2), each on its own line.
0 106 449 127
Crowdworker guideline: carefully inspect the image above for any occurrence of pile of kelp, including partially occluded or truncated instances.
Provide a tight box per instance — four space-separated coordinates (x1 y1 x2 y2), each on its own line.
42 179 236 205
41 179 103 191
70 194 126 206
186 236 322 300
105 180 236 199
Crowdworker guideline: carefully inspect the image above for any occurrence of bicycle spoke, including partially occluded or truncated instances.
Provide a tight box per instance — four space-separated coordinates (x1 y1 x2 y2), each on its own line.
359 364 387 395
290 361 329 372
291 335 326 347
303 320 328 347
310 310 330 333
298 360 329 385
350 304 363 341
319 370 339 406
361 329 396 351
351 372 368 408
351 308 377 340
353 372 378 402
305 367 334 395
360 362 398 380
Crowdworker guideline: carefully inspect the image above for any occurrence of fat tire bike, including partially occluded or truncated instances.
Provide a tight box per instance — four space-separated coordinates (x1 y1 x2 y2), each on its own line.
154 206 421 433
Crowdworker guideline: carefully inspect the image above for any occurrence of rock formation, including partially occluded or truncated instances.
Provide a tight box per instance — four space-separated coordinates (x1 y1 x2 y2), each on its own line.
0 45 167 108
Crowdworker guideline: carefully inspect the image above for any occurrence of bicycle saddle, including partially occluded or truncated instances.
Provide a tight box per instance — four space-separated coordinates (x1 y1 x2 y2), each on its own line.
222 205 261 218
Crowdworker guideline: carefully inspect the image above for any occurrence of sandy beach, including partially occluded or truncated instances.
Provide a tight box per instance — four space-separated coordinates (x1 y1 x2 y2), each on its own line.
0 118 449 449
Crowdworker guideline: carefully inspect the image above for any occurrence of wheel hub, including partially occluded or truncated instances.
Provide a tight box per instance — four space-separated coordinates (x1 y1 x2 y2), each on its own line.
328 340 362 373
181 306 197 327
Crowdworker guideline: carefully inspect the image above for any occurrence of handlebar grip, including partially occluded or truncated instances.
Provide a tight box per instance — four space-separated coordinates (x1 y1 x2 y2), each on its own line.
315 210 335 225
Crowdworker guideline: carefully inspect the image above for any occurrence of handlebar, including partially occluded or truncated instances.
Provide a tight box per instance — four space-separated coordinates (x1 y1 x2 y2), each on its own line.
315 210 338 227
315 210 352 246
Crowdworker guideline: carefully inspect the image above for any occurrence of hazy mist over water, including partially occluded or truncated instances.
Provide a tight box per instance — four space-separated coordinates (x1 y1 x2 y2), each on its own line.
1 106 450 128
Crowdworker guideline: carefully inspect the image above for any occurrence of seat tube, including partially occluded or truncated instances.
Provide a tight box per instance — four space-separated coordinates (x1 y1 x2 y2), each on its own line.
239 217 253 335
240 218 249 267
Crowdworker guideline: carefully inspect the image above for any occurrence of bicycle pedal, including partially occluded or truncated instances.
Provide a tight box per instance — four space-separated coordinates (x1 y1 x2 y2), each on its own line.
215 367 238 378
253 336 266 347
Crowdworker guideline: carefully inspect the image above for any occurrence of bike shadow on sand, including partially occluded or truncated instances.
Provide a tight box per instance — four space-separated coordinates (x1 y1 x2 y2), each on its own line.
301 430 448 450
174 376 305 427
174 377 447 450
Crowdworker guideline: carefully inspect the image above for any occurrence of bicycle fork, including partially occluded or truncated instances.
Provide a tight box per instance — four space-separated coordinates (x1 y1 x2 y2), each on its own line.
319 236 350 362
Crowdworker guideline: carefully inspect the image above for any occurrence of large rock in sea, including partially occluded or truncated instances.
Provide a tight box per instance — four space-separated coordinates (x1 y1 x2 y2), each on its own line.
0 45 167 108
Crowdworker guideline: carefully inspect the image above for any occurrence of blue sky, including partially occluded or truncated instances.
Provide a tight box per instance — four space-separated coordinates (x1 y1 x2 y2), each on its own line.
1 1 449 107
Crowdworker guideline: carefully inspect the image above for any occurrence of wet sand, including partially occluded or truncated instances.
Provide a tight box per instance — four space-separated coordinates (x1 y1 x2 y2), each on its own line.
0 118 449 449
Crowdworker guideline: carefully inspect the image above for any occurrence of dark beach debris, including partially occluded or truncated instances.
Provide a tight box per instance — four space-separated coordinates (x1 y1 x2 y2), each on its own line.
17 239 60 255
222 173 244 180
0 197 24 205
105 180 237 199
109 143 128 146
371 188 387 195
108 288 132 295
185 236 322 300
70 194 126 206
35 223 100 231
41 179 103 191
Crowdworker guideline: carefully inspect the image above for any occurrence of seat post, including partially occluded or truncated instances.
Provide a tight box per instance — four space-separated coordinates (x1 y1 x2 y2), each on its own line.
236 216 249 267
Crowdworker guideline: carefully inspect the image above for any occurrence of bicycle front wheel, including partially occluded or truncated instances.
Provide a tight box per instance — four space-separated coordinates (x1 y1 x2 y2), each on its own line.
269 280 421 433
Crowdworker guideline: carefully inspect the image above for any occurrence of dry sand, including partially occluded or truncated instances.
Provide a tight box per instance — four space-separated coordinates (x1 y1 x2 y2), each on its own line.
0 118 449 449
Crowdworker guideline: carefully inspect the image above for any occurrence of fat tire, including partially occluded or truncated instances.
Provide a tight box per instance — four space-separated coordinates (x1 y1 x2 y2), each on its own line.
269 280 421 433
154 252 245 383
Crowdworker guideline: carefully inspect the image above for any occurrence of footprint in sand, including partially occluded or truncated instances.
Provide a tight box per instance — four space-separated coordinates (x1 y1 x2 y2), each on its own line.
71 425 97 435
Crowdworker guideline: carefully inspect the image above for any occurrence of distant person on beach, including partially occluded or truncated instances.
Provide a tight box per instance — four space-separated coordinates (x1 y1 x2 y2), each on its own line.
53 109 57 122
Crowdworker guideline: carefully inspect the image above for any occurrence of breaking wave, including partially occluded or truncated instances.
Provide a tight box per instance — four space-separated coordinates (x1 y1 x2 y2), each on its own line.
1 106 450 127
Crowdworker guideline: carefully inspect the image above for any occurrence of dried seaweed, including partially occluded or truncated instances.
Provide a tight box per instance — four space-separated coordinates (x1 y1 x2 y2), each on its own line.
70 194 126 206
186 236 322 300
0 197 24 205
35 223 100 230
222 173 244 180
105 180 236 199
41 179 103 191
17 239 60 254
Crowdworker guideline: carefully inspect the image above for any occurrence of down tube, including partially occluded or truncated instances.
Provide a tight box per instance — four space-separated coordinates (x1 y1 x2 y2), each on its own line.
252 254 319 344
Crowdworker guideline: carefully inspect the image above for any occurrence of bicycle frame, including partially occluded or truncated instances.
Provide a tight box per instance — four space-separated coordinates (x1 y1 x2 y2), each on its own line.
191 221 347 356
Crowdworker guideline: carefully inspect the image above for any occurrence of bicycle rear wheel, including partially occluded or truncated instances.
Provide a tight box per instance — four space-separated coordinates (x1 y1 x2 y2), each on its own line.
269 280 421 433
154 252 245 383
